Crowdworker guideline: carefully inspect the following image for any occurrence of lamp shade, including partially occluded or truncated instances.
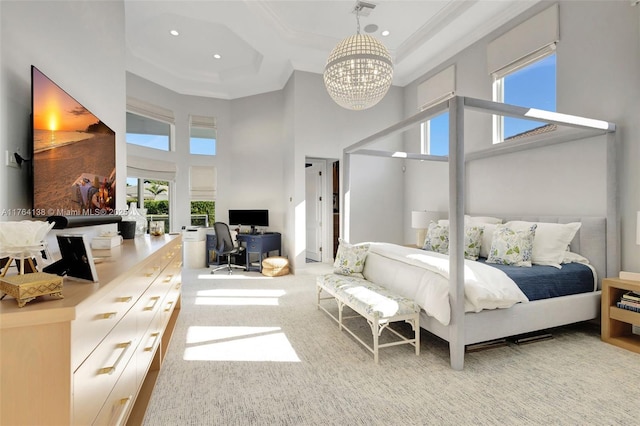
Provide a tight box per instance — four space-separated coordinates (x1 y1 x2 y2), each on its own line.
323 34 393 111
412 211 438 229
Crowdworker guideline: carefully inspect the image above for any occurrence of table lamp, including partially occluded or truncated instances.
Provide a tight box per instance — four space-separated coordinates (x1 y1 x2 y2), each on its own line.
411 211 438 247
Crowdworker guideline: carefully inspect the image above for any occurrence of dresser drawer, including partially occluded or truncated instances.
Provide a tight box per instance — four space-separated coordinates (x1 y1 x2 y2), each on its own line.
92 349 137 426
71 277 145 370
136 311 164 385
73 310 138 425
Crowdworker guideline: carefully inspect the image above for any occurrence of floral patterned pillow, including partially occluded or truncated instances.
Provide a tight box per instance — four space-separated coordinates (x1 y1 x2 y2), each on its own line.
333 239 370 277
486 224 537 267
463 225 484 261
422 223 484 260
422 222 449 254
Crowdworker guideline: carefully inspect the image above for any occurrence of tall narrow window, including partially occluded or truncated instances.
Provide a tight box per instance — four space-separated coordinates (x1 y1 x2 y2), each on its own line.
488 4 559 143
493 52 556 142
190 166 216 227
420 112 449 156
126 177 171 233
190 115 216 156
417 65 455 156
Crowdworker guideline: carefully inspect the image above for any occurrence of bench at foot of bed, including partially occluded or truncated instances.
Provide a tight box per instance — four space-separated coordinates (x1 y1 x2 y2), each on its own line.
316 274 420 363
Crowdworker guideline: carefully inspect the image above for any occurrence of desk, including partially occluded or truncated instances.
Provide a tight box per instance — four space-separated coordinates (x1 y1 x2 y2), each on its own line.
236 233 281 272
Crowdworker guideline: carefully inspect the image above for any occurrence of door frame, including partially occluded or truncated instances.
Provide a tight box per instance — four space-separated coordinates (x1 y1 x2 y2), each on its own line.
305 157 337 263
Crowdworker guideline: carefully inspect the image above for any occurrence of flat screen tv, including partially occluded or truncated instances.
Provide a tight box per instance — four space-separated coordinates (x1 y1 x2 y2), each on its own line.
31 66 116 217
228 209 269 234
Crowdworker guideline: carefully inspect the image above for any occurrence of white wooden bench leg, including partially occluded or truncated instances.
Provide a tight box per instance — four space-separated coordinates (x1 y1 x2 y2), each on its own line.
406 316 420 356
373 318 379 364
316 285 322 309
337 299 344 331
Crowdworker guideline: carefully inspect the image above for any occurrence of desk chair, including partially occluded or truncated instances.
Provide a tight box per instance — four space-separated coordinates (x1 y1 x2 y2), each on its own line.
210 222 246 274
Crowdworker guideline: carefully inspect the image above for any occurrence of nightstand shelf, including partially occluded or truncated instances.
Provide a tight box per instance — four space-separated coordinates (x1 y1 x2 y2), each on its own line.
601 277 640 354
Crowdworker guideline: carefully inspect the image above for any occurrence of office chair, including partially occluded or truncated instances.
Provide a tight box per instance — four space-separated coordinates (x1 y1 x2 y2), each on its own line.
210 222 246 274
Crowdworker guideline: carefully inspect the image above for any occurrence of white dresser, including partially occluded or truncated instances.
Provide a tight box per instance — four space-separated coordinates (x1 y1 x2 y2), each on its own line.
0 234 182 425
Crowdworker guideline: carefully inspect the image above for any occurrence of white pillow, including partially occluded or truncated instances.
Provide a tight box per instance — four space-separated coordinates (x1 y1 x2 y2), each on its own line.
439 216 503 227
479 223 497 258
505 221 582 268
562 251 590 264
465 215 503 225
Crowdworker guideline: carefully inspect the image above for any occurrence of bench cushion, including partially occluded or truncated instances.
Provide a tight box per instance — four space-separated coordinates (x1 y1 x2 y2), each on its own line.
318 274 419 320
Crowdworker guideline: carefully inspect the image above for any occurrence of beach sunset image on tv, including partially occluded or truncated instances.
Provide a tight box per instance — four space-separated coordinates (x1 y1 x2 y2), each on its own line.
32 66 115 216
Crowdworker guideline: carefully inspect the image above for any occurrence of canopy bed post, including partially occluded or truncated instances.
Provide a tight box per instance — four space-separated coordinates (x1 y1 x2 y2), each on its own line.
448 96 466 370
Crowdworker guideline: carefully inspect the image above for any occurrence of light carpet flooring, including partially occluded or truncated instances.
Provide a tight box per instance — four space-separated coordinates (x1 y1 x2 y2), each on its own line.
142 264 640 425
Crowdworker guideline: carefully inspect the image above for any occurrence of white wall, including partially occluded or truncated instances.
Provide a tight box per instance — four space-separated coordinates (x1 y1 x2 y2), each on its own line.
401 1 640 273
126 73 231 231
1 0 126 219
286 71 405 269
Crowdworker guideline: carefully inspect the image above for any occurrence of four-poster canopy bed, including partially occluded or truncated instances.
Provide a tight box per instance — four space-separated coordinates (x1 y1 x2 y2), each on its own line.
340 95 618 370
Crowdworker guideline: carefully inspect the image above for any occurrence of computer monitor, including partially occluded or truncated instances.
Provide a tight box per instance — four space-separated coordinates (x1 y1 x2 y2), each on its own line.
228 209 269 234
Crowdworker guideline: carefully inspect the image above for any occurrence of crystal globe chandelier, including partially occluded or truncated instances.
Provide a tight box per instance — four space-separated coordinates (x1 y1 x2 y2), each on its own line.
323 2 393 111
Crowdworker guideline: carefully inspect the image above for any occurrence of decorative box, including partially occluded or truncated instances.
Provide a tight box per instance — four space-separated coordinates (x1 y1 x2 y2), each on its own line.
91 235 123 249
0 272 64 308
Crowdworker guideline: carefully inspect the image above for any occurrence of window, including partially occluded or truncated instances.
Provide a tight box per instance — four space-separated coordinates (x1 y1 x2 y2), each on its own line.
487 4 559 143
420 112 449 156
126 177 170 233
493 52 556 142
189 166 216 227
190 115 216 155
126 112 171 151
417 65 455 156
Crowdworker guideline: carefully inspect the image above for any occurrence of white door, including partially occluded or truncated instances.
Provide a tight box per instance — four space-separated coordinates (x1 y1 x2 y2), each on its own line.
305 162 323 262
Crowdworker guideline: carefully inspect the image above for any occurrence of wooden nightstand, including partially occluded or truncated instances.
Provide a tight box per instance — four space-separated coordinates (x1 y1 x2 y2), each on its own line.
601 277 640 354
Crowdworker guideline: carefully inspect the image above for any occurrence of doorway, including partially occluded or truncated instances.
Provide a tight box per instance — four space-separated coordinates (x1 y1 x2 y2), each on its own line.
305 161 323 262
304 158 340 264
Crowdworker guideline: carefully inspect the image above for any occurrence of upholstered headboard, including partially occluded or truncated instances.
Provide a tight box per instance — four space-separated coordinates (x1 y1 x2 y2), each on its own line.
473 215 613 289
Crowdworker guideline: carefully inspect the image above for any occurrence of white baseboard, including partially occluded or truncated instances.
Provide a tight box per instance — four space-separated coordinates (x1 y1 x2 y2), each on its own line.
619 271 640 281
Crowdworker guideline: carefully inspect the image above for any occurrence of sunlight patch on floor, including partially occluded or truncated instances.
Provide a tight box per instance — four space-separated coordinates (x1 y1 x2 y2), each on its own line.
183 326 301 362
195 288 286 306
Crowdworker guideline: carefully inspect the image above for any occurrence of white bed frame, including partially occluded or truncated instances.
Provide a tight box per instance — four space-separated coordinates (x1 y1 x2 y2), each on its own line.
341 96 619 370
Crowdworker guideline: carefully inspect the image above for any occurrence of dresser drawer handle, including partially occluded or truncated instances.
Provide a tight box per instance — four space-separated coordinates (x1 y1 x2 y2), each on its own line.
144 332 160 352
114 396 133 426
100 312 117 320
164 300 174 313
163 274 174 282
174 281 182 290
97 341 132 375
143 296 161 311
117 296 133 303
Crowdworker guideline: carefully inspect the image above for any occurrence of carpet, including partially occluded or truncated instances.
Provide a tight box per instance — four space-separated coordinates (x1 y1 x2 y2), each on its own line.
142 266 640 425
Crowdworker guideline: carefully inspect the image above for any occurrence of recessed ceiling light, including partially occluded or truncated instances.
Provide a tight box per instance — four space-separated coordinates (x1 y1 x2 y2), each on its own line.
213 54 221 59
381 30 390 37
170 30 179 36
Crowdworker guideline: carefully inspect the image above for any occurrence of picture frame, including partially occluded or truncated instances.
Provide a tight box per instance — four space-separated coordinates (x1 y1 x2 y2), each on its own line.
43 234 98 282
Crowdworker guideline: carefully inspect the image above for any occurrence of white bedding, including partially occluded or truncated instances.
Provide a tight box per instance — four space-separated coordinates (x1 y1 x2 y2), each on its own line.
363 243 529 326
